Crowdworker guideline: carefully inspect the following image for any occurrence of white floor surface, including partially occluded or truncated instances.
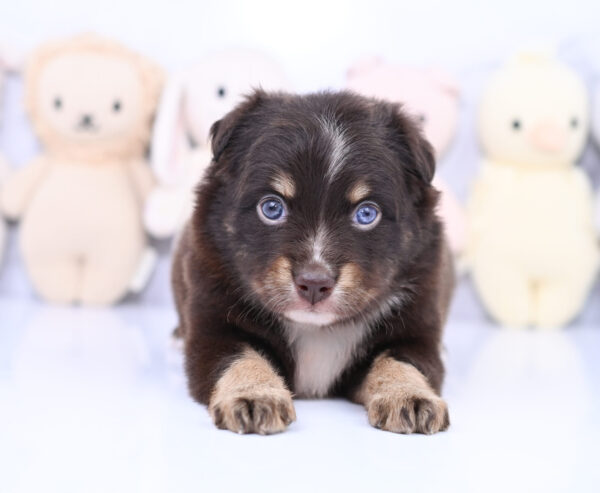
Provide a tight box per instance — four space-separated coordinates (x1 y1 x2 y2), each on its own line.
1 298 599 493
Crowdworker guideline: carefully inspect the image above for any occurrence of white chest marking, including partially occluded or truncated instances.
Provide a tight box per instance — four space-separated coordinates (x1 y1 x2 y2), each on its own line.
285 321 368 398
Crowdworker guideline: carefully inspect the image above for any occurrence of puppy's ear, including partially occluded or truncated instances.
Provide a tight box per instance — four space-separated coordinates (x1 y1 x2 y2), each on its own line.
386 103 436 184
209 89 266 162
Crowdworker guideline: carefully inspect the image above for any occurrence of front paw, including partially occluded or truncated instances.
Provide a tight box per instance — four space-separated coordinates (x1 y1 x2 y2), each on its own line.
209 387 296 435
367 394 449 435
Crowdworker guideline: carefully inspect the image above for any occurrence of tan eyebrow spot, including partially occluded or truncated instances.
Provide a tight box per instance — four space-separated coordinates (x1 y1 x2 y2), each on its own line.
271 173 296 199
347 181 371 203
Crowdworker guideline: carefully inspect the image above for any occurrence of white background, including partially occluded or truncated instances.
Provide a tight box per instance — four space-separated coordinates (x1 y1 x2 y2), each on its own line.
1 3 600 492
2 0 600 317
2 0 600 88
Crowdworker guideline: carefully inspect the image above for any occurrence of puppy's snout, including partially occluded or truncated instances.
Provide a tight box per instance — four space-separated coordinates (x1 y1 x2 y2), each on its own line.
294 264 335 305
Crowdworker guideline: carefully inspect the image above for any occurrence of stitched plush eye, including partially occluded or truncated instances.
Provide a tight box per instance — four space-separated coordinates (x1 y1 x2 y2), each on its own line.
53 97 62 110
113 100 122 112
511 119 521 130
353 202 381 229
570 117 578 129
257 196 287 224
217 86 227 98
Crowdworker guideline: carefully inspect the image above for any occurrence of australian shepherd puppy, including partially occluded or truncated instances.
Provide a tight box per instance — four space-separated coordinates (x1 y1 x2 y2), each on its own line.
172 90 454 435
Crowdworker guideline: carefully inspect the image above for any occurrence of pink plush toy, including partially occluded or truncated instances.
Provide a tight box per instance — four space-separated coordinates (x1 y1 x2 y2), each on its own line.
347 58 465 256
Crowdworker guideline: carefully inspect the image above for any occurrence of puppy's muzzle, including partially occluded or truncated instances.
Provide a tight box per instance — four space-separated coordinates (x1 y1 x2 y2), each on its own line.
294 263 335 305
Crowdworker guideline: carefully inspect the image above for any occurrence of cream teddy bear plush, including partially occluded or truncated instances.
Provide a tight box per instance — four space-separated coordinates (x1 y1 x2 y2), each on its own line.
346 58 466 257
2 35 163 305
466 53 599 329
145 48 289 238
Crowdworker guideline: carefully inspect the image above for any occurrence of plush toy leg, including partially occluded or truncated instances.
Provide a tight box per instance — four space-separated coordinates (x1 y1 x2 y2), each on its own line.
471 255 534 328
535 261 599 329
79 241 144 306
25 256 80 304
144 186 189 239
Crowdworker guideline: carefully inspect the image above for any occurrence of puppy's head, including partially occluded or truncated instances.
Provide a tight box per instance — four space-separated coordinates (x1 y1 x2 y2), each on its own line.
203 90 437 327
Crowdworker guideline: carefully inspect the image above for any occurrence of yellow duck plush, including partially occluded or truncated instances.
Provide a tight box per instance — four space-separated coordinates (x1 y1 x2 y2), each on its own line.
466 52 599 329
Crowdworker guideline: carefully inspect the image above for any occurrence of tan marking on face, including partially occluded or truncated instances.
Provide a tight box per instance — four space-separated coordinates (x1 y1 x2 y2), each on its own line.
353 354 449 435
264 256 293 288
335 262 378 316
347 181 371 203
271 173 296 199
208 346 296 435
254 256 295 311
337 262 363 291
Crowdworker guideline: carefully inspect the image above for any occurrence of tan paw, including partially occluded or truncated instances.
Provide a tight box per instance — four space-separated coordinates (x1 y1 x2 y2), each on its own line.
367 394 449 435
209 387 296 435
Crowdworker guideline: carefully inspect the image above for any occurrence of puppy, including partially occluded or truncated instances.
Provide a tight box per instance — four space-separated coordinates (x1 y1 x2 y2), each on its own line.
173 90 454 435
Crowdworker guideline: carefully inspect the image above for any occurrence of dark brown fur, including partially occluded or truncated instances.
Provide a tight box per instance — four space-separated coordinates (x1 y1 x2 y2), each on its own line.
172 90 454 434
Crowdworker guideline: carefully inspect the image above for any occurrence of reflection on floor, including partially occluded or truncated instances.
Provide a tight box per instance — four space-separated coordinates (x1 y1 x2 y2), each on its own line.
1 299 598 493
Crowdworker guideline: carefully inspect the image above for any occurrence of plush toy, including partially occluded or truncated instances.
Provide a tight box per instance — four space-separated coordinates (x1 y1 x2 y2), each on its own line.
466 52 599 329
592 87 600 233
346 58 466 256
0 46 20 266
145 48 290 238
0 156 7 266
1 34 163 305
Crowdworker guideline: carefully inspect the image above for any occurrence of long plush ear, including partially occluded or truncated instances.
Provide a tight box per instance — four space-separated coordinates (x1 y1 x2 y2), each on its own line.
150 72 189 185
209 89 267 162
387 102 436 184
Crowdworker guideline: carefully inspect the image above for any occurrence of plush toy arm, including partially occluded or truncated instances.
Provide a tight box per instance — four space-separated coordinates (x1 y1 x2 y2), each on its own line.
433 176 466 255
127 160 156 204
1 157 48 220
144 185 191 239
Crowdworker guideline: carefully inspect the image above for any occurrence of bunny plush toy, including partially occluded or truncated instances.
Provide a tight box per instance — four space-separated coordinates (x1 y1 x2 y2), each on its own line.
144 48 290 239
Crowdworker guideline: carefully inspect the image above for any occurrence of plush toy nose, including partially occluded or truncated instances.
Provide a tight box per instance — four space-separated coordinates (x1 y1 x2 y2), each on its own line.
80 114 94 127
528 121 567 153
294 264 335 305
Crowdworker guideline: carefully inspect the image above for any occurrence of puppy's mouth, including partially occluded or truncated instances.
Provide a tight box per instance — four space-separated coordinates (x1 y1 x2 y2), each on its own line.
283 299 339 327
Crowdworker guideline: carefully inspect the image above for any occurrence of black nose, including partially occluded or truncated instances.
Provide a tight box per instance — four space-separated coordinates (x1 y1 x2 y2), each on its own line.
294 264 335 305
80 114 93 127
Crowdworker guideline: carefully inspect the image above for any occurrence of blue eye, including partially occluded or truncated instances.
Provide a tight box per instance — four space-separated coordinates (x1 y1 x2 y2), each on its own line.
353 202 380 228
258 196 287 224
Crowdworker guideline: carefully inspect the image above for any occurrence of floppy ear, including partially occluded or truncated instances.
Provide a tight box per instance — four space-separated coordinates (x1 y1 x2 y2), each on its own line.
209 89 266 162
387 103 436 184
150 72 189 185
